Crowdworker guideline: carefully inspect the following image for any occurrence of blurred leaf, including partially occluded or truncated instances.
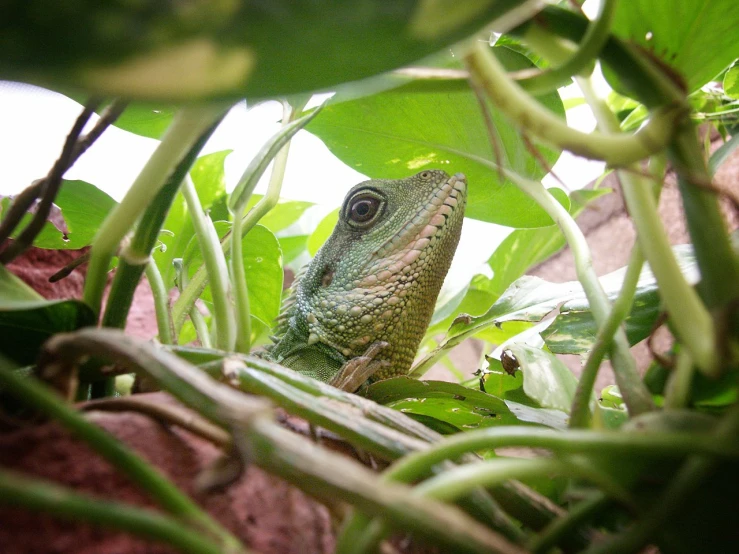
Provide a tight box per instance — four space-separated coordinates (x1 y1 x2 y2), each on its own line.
307 47 565 228
0 265 95 364
1 0 533 100
611 0 739 92
507 344 577 413
6 180 117 250
278 234 309 264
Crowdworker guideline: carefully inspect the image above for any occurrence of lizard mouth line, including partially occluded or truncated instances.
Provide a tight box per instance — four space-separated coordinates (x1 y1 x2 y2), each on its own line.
361 172 467 284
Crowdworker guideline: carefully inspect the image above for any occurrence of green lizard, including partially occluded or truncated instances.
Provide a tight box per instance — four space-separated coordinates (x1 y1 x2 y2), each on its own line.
265 170 467 391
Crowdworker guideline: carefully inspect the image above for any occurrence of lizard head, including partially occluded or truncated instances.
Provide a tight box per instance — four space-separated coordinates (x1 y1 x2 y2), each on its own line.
296 170 467 377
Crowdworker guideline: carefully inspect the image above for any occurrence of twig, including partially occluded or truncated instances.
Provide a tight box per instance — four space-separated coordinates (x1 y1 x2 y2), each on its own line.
0 99 126 263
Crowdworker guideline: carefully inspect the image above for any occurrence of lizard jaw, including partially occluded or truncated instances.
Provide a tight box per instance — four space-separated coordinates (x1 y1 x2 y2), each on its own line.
360 172 467 286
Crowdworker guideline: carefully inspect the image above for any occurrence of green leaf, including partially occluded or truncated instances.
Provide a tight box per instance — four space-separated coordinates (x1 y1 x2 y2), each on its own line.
307 209 339 256
611 0 739 92
506 344 577 413
724 62 739 99
366 377 567 430
110 102 178 139
307 47 565 228
0 265 95 365
7 180 117 250
1 0 533 100
184 223 283 327
154 150 231 287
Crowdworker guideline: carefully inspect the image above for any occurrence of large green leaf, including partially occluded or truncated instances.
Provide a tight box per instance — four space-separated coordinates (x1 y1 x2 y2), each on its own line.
154 150 231 287
5 180 117 250
611 0 739 92
366 377 567 430
306 47 565 228
0 0 535 100
0 265 95 364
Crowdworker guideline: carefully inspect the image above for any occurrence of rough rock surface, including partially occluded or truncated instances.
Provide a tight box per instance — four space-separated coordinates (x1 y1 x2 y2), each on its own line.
0 394 335 554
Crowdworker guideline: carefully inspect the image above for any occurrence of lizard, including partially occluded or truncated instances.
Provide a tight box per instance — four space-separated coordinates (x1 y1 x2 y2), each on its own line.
264 169 467 392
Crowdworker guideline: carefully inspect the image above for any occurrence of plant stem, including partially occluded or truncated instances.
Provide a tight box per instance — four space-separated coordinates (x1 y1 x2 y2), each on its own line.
229 209 251 353
84 104 227 317
102 119 217 331
173 102 318 331
663 348 694 409
345 457 629 554
145 261 173 345
465 42 682 166
669 120 739 309
578 77 720 376
0 469 230 554
514 0 616 94
40 330 522 554
0 356 242 549
181 176 235 351
569 241 645 428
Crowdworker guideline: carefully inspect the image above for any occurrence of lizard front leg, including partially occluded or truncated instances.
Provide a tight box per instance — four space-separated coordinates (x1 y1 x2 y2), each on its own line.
329 341 390 392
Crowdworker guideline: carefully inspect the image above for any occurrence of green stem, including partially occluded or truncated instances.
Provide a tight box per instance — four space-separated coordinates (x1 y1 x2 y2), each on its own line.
346 458 629 554
230 210 251 353
0 469 230 554
579 78 719 376
465 42 682 166
230 100 300 353
101 116 218 333
181 176 235 351
145 261 173 345
515 0 617 94
172 102 319 331
0 357 241 549
663 348 694 410
84 104 228 317
669 120 739 309
569 242 645 428
247 418 525 554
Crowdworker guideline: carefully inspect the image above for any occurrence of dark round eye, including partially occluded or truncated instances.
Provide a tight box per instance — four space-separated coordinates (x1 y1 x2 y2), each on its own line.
420 171 432 180
351 198 377 221
344 190 385 227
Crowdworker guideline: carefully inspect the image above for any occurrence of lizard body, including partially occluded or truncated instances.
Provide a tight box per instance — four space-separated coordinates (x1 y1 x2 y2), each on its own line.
265 170 467 390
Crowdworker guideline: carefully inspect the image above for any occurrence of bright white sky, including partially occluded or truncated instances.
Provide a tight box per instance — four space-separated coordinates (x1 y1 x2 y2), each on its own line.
0 74 607 298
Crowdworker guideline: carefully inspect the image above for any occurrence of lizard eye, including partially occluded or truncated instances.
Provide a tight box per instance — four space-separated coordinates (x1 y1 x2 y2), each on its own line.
344 190 385 228
419 171 432 180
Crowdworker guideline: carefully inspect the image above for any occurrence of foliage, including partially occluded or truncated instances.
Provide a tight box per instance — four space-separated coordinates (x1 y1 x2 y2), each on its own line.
1 1 738 553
